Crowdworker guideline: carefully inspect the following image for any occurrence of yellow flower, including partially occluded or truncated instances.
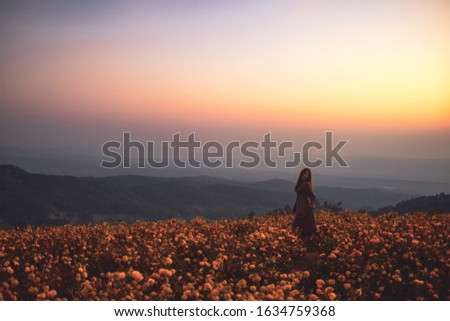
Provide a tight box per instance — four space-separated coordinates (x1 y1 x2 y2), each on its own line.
328 292 337 300
316 279 325 289
131 270 143 282
162 257 173 265
159 268 173 277
203 283 213 291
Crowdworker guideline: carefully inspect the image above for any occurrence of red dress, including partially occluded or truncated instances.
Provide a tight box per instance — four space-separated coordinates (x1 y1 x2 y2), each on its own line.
292 181 317 236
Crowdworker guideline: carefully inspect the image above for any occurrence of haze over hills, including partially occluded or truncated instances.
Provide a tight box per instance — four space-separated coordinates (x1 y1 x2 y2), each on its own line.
0 164 420 227
1 148 450 194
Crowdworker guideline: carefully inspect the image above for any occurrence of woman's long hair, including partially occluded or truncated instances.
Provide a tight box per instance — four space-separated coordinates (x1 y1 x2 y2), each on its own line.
295 168 312 192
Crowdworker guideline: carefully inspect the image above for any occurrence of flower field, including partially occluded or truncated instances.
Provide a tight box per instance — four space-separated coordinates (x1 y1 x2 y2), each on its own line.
0 212 448 300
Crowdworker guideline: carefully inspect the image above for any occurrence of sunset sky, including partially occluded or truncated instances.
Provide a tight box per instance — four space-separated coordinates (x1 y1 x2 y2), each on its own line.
1 0 449 160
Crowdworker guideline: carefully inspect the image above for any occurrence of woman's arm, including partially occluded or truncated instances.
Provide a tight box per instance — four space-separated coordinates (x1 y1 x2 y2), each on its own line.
305 182 314 196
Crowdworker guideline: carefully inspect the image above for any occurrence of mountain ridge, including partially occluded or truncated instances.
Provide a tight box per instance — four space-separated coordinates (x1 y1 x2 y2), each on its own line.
0 164 416 227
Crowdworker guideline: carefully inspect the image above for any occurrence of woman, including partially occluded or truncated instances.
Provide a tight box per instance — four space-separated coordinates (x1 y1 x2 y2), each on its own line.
292 168 317 247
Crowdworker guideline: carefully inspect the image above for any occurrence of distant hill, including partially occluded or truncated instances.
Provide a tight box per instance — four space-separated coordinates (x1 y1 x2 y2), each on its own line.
0 164 414 227
374 193 450 215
